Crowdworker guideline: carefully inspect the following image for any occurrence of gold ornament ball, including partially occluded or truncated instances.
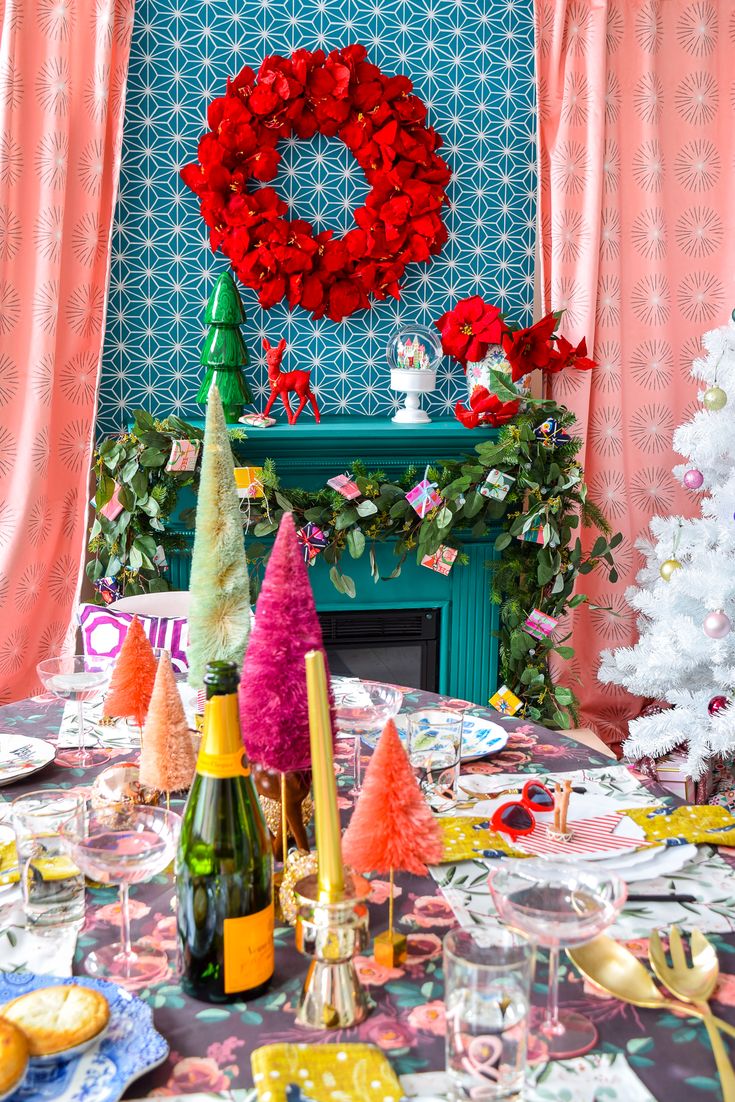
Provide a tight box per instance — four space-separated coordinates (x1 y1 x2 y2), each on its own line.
703 386 728 411
660 558 682 582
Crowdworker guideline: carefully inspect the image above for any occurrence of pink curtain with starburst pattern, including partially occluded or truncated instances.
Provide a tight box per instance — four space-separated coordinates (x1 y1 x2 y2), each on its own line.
0 0 134 701
536 0 735 747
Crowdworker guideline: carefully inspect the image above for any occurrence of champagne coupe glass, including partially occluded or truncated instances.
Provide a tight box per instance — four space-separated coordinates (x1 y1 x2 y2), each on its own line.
61 801 180 990
332 679 403 794
489 860 626 1059
37 654 112 768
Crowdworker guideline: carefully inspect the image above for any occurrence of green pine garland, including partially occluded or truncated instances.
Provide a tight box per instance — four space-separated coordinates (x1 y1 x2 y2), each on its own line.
88 402 621 729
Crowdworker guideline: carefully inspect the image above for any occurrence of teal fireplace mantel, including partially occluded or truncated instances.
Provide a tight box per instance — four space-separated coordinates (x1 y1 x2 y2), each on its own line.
166 416 502 706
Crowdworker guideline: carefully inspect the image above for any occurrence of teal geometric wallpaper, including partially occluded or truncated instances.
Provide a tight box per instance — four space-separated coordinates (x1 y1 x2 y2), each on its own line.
97 0 537 433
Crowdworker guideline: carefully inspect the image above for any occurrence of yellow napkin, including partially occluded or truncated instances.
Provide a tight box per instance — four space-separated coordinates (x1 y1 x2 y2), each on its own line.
622 804 735 846
0 839 18 884
251 1043 402 1102
439 816 527 862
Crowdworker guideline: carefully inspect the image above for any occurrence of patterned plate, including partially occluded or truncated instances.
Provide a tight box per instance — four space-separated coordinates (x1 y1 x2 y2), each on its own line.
0 734 56 787
361 712 509 761
0 972 168 1102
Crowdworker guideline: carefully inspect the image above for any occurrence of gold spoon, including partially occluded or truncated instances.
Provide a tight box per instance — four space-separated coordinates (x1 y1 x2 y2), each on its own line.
649 927 735 1102
568 934 735 1039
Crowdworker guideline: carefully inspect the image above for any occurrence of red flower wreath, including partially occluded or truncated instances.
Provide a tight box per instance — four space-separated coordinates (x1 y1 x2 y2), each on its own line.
181 44 451 323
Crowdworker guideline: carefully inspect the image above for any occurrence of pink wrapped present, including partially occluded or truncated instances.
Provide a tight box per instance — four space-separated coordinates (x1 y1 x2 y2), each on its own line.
166 439 200 472
327 473 361 500
406 479 443 518
100 483 123 521
421 545 458 576
524 608 558 639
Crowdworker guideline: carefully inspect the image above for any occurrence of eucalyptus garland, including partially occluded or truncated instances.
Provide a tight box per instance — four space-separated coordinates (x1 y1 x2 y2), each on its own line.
88 403 620 729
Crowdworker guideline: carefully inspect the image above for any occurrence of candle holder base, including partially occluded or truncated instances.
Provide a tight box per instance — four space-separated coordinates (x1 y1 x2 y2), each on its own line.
294 871 372 1029
374 930 407 968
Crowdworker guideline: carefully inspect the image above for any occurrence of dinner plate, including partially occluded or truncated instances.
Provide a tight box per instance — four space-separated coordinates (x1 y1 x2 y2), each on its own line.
364 712 510 762
0 734 56 787
597 843 697 884
0 973 168 1102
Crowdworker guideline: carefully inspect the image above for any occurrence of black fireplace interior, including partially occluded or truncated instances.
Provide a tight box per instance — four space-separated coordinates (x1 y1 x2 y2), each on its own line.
318 607 440 692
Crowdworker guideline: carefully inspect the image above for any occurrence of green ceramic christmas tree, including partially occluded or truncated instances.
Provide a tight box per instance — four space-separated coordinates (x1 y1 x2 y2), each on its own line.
197 272 253 422
187 386 251 690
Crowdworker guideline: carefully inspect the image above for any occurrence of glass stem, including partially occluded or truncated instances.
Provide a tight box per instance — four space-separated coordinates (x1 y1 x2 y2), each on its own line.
77 698 85 757
119 883 134 963
545 945 563 1035
354 735 362 792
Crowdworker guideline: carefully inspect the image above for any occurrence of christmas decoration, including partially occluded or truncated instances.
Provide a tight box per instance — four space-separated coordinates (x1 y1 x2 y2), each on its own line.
296 522 328 564
534 418 571 448
421 545 457 576
406 477 443 518
103 615 158 729
100 483 124 521
342 718 442 965
234 466 264 498
703 385 728 411
94 576 120 605
262 338 321 425
660 559 682 582
489 685 522 716
479 469 514 501
453 385 519 429
165 439 200 473
709 696 730 716
240 413 277 429
683 468 704 489
240 512 331 772
327 473 361 500
181 44 450 323
600 317 735 778
139 651 196 795
197 273 253 422
703 609 731 639
187 387 251 690
524 609 558 640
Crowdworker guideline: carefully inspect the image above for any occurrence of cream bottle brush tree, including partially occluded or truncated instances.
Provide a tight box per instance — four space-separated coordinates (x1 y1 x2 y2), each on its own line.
599 316 735 778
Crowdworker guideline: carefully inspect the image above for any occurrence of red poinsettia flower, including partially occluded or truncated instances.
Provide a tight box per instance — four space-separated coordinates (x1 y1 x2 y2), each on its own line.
454 386 520 429
502 313 557 381
546 335 597 374
435 296 507 366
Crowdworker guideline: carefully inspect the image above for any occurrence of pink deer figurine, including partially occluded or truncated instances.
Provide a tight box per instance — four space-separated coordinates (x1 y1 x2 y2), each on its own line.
262 338 321 425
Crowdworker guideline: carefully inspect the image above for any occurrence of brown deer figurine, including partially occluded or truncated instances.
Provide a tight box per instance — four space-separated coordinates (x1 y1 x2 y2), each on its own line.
262 337 321 425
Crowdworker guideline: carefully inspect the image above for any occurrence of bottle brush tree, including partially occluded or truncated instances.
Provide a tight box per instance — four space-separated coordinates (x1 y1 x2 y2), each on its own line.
187 386 251 691
103 615 158 728
139 651 195 795
197 272 253 422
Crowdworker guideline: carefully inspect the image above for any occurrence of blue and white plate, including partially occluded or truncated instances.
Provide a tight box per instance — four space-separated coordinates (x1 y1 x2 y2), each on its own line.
362 712 509 761
0 973 168 1102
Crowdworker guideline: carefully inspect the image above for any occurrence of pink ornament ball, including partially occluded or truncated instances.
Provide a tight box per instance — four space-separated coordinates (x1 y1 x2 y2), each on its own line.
683 469 704 490
703 609 732 639
708 695 730 716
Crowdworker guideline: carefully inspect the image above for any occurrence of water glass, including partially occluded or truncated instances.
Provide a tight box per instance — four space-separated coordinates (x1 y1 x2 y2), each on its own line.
444 927 534 1101
408 708 463 811
11 789 86 935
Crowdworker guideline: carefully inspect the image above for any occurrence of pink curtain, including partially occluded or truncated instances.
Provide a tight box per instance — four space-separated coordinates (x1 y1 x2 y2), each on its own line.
0 0 134 701
536 0 735 748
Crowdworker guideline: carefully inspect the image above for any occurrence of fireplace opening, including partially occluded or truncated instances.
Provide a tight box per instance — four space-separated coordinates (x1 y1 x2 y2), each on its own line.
318 607 440 692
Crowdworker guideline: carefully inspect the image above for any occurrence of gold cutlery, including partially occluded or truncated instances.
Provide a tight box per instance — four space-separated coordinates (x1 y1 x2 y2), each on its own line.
568 934 735 1039
649 927 735 1102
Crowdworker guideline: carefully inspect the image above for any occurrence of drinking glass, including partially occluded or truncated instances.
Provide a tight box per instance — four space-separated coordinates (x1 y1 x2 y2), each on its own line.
408 708 463 811
489 860 626 1059
60 800 180 990
332 679 403 793
11 790 86 935
444 927 534 1100
37 654 112 767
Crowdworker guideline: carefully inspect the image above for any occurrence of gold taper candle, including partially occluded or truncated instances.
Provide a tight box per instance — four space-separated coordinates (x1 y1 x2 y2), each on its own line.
305 649 345 902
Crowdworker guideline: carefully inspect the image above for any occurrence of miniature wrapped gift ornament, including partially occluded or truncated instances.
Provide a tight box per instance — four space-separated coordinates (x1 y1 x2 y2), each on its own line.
480 469 515 501
327 473 361 500
524 609 558 640
166 438 200 472
100 483 124 521
490 685 522 716
296 523 328 564
534 418 570 448
406 479 443 518
234 466 264 498
421 545 458 576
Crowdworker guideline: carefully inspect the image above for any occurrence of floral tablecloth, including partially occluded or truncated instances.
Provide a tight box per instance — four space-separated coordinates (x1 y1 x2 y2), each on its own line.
1 689 735 1100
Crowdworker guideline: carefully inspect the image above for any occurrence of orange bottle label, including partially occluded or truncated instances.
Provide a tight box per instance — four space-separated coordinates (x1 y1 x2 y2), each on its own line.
196 747 251 779
223 902 274 993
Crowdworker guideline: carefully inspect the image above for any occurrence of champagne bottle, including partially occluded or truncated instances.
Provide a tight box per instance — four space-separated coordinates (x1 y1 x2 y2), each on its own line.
176 660 273 1002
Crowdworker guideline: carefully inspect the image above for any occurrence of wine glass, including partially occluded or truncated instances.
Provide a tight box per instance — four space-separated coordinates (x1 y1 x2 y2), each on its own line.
37 654 112 767
489 860 626 1059
332 679 403 793
60 801 180 990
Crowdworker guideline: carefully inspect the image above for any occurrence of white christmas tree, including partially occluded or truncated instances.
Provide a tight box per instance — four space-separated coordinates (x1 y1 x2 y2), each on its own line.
599 314 735 779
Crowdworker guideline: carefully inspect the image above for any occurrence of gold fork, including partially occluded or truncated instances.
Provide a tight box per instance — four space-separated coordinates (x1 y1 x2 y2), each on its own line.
649 927 735 1102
